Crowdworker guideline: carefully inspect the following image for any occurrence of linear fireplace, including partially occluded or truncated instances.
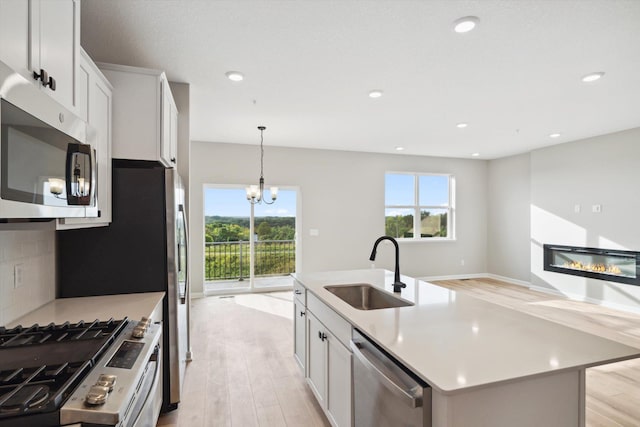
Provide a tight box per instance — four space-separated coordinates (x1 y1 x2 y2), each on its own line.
544 244 640 286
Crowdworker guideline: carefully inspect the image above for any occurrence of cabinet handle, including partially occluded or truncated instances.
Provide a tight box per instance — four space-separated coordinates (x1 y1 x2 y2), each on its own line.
47 75 56 91
318 331 327 341
171 157 176 163
33 68 48 85
299 311 305 317
294 289 302 295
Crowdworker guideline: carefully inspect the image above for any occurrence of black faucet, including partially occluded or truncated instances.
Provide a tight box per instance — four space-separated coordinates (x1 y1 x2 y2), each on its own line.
369 236 406 293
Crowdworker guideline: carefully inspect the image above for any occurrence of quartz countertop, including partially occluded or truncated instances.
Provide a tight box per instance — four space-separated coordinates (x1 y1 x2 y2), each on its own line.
8 292 165 327
293 269 640 395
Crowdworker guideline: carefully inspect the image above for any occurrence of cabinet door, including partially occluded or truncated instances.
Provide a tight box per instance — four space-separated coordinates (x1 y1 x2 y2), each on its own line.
32 0 80 112
0 0 30 77
169 99 178 166
307 312 326 407
89 74 113 224
327 333 352 427
160 79 173 167
294 299 306 373
58 52 112 229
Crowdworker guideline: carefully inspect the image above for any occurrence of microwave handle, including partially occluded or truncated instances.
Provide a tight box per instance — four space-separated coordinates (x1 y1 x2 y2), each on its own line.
89 148 96 206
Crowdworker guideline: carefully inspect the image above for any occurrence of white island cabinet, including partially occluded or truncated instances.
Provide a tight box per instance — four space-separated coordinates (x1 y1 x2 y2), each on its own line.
302 287 352 427
293 269 640 427
97 63 178 168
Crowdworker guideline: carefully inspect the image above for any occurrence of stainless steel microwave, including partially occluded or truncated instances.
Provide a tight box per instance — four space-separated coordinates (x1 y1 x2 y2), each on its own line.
0 60 96 220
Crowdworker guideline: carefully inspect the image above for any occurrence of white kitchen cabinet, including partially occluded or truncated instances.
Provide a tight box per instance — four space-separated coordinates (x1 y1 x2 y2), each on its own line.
0 0 80 114
306 294 353 427
98 63 178 168
293 280 307 372
307 311 327 408
58 49 113 229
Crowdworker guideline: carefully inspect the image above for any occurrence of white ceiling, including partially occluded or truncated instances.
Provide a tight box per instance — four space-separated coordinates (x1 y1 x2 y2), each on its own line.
80 0 640 160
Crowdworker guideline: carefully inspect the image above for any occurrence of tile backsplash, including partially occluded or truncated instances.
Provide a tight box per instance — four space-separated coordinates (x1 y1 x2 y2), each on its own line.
0 225 56 325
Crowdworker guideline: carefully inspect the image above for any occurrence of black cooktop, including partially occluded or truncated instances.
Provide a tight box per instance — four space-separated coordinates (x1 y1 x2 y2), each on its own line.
0 318 127 427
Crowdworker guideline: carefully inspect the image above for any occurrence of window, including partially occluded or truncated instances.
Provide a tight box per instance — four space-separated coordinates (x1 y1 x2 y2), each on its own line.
384 172 454 240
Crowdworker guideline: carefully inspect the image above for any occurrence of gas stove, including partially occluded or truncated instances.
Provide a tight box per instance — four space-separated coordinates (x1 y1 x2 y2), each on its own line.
0 318 162 427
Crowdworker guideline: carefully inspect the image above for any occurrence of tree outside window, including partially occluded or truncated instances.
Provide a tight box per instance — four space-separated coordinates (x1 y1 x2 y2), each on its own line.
384 173 454 240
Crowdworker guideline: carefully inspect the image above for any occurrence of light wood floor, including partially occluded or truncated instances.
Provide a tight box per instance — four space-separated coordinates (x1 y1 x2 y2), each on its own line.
158 278 640 426
157 292 329 427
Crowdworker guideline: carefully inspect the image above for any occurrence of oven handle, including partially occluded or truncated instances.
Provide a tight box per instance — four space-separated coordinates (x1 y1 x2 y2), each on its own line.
128 344 162 427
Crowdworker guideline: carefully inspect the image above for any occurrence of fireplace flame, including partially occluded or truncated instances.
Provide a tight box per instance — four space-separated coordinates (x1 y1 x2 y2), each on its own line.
563 261 622 275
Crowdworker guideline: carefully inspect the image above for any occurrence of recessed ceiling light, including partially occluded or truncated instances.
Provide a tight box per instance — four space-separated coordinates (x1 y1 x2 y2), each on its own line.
225 71 244 82
581 72 604 83
453 16 479 33
395 146 405 151
471 152 480 157
368 90 383 98
456 123 468 128
549 133 561 138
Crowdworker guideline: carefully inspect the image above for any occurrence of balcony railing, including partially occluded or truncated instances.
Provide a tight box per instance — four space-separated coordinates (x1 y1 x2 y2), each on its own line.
204 240 295 281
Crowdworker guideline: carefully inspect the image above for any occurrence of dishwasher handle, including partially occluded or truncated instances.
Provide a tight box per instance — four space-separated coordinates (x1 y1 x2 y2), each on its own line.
350 339 423 408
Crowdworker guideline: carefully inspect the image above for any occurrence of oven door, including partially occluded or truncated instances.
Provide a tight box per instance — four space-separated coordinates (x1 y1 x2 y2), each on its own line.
0 60 95 219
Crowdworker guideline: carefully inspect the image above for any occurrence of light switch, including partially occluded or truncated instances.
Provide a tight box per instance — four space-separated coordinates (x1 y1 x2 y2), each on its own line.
592 204 602 213
574 204 581 213
309 229 319 237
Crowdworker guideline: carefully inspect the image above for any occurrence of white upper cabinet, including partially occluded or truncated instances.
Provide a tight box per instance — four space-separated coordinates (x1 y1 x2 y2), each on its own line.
58 49 113 229
99 63 178 168
0 0 80 114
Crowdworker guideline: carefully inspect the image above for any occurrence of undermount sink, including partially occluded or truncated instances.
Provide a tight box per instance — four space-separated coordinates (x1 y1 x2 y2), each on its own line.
324 283 414 310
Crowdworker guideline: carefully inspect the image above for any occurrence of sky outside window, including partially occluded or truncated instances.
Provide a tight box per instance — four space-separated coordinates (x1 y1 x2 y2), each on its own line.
205 188 296 217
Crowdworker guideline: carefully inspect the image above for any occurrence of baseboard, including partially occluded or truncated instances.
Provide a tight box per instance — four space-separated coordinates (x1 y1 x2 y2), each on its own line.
528 284 640 315
486 273 531 288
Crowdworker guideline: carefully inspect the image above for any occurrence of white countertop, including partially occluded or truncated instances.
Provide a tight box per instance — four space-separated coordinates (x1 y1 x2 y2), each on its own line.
293 269 640 395
8 292 165 327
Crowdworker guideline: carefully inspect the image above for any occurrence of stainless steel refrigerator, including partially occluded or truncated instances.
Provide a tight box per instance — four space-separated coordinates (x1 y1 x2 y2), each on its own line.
57 159 189 412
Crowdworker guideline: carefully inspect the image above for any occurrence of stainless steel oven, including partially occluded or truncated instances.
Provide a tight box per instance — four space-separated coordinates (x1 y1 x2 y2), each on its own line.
0 60 96 220
0 318 162 427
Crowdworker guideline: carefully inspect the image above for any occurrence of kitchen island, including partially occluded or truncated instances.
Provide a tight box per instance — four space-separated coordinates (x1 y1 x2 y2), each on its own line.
293 269 640 427
8 292 165 326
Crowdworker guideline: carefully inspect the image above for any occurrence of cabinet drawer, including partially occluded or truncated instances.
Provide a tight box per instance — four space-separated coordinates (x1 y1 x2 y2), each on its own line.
307 293 352 349
293 280 306 305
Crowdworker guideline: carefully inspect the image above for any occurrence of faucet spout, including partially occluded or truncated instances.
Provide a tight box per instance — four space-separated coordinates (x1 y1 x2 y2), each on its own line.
369 236 406 293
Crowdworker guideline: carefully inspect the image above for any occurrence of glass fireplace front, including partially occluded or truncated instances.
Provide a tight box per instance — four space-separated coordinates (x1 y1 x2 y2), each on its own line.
543 244 640 286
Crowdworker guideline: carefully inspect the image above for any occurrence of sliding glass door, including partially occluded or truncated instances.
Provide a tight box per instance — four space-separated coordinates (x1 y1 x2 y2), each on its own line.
203 185 298 293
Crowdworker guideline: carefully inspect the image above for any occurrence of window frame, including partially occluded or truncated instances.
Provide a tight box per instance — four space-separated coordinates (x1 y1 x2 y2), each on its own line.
384 172 455 241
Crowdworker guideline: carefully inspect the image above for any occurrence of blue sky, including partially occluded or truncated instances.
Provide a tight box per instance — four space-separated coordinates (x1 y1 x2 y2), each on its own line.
205 187 297 217
385 173 449 206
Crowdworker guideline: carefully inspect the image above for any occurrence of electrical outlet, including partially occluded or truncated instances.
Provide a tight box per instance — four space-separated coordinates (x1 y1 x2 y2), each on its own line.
14 263 24 288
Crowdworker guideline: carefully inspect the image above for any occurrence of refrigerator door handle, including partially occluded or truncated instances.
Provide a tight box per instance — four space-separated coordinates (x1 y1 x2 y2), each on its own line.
177 203 188 305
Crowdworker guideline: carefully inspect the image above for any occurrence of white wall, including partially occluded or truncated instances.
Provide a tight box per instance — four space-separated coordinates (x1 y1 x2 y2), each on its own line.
487 153 531 282
0 223 56 324
190 142 488 295
530 127 640 310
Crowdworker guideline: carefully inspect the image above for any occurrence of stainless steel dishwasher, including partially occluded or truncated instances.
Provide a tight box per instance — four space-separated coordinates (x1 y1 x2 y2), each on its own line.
351 329 432 427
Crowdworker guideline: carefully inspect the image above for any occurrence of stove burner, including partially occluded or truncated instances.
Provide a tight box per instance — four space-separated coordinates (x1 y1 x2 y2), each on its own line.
1 385 50 412
0 318 128 426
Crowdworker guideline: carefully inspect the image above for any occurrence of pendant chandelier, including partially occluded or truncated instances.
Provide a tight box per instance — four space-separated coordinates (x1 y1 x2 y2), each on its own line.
246 126 278 204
